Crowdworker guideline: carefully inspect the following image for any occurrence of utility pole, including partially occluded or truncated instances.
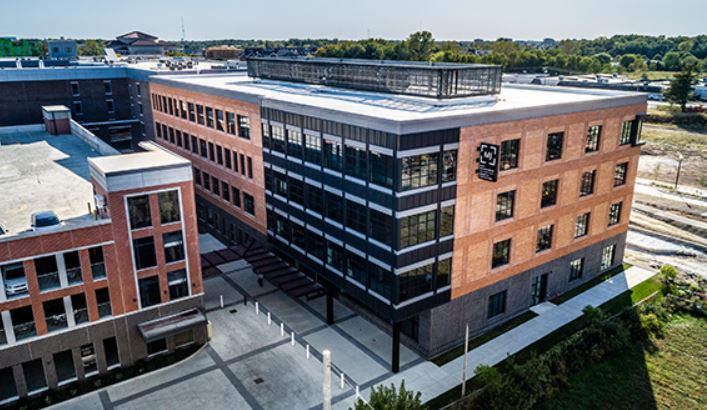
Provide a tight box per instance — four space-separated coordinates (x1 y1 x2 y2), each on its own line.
461 323 469 396
674 152 684 189
323 350 332 410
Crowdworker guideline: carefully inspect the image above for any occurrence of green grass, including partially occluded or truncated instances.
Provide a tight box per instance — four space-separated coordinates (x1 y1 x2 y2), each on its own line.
424 273 662 410
431 311 538 366
554 263 631 304
537 315 707 410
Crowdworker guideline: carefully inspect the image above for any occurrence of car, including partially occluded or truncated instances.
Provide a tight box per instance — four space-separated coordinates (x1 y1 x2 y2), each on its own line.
4 276 28 296
30 210 62 232
647 93 665 101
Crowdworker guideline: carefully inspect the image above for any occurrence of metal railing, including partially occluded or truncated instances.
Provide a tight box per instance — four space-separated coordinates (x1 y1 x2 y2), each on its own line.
66 267 83 285
74 308 89 324
37 272 60 291
46 313 68 332
97 302 112 318
13 322 36 341
91 262 106 280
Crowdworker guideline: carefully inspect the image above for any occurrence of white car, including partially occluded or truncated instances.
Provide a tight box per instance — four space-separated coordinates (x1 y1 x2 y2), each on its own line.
4 276 28 296
30 211 63 232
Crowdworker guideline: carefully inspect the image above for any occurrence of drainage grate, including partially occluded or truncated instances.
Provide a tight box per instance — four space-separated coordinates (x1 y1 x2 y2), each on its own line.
254 377 264 384
229 309 238 314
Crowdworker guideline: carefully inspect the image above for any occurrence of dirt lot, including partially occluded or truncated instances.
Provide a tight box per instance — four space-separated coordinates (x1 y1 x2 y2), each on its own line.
638 123 706 188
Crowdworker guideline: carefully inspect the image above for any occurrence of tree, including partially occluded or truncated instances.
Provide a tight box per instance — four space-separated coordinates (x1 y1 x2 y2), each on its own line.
662 51 683 70
351 381 424 410
403 31 435 61
79 39 106 56
664 62 699 112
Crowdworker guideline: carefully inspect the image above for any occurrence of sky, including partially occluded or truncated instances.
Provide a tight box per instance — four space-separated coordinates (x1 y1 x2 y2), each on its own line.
0 0 704 41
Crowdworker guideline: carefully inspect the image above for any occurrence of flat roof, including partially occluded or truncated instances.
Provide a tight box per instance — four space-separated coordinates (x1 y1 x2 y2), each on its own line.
89 144 190 176
0 128 104 236
153 72 647 134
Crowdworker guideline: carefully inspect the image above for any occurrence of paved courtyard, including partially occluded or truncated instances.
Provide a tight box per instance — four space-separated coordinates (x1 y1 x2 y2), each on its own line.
51 234 656 409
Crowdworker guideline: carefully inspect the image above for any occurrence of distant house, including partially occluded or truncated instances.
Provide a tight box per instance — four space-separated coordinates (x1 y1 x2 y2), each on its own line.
204 45 243 60
47 39 77 60
107 31 179 55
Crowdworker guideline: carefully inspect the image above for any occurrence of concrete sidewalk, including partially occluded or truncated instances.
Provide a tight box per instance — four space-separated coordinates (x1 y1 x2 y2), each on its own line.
334 265 656 408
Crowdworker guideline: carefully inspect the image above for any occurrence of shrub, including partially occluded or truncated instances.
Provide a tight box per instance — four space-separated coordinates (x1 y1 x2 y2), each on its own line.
352 381 424 410
640 313 665 337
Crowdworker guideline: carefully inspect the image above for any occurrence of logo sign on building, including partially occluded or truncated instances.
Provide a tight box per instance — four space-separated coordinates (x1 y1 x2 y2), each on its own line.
476 143 499 182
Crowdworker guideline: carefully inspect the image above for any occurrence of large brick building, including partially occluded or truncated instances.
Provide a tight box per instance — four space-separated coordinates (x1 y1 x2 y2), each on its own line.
147 58 645 371
0 107 205 404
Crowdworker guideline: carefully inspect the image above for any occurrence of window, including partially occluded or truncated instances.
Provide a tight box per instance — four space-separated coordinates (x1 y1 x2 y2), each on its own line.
400 210 436 248
305 185 323 214
232 187 241 208
500 139 520 170
287 129 303 158
187 103 195 122
224 148 232 170
614 162 629 186
569 258 583 281
436 258 451 288
222 181 230 202
35 256 60 291
345 144 367 180
216 109 224 132
488 290 507 318
43 298 68 332
289 178 304 205
247 157 253 178
72 293 88 324
199 139 207 158
64 251 83 285
54 350 76 384
399 263 434 302
345 200 367 234
147 338 167 355
73 101 83 116
196 104 205 125
575 212 590 238
136 82 142 96
191 135 198 154
586 125 601 152
546 132 564 161
401 153 438 190
226 112 236 134
601 244 616 270
89 246 106 280
103 80 112 95
104 337 120 368
70 81 80 96
541 179 559 208
492 239 511 268
211 176 220 196
442 150 457 183
323 138 343 171
139 276 161 308
608 202 622 226
96 288 111 318
127 195 151 229
158 190 181 224
133 237 157 270
327 242 345 271
305 134 322 164
536 224 554 253
208 142 215 161
0 367 17 401
271 125 286 153
369 209 392 246
369 151 394 188
206 107 214 128
238 115 250 139
369 264 392 299
163 231 185 263
346 252 368 286
23 359 47 393
2 262 27 298
243 193 255 215
620 120 633 145
106 99 115 113
324 191 343 223
496 190 515 221
216 145 223 165
579 170 596 197
168 269 189 300
440 205 455 237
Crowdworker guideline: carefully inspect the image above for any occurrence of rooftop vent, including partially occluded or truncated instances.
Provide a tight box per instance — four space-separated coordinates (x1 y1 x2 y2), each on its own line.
247 57 502 99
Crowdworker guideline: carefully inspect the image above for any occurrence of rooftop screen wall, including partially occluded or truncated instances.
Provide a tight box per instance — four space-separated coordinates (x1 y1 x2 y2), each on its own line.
247 57 502 99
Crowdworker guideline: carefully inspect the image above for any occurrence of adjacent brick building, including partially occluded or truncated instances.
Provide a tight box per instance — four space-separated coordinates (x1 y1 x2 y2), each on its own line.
0 108 205 404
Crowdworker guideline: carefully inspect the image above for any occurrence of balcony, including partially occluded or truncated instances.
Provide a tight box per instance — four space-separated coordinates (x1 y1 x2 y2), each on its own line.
37 271 60 292
91 262 106 280
74 308 89 325
66 267 83 285
97 302 112 318
13 321 36 341
45 313 68 333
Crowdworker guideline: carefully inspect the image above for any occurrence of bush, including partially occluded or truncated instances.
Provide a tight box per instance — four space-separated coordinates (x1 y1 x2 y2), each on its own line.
640 313 665 337
352 381 424 410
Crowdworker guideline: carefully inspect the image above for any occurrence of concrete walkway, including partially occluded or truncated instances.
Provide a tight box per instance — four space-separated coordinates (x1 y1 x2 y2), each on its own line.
51 263 655 410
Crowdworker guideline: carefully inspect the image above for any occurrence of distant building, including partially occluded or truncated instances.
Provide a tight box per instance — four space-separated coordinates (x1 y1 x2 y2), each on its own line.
204 45 243 60
242 46 317 59
47 39 78 60
107 31 179 56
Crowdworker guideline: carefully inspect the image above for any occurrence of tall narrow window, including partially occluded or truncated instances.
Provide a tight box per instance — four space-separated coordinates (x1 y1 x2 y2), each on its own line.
238 115 250 139
168 269 189 300
536 224 554 253
369 209 392 246
138 276 161 308
243 193 255 215
614 162 629 186
546 132 564 161
205 107 214 128
323 138 343 171
163 231 185 263
132 237 157 270
187 103 195 122
488 290 507 318
287 129 303 158
196 104 204 125
575 212 590 238
305 134 322 164
579 170 596 197
500 139 520 170
271 126 286 153
369 151 394 188
620 120 634 145
569 258 584 281
127 195 151 229
158 190 181 224
216 109 224 132
496 190 515 221
345 144 367 180
541 179 559 208
492 239 511 268
226 112 236 134
608 202 622 226
441 150 457 183
586 125 601 152
601 244 616 270
440 205 455 237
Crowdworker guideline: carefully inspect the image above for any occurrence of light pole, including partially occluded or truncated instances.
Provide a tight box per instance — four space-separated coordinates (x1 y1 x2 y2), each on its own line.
323 350 332 410
461 323 470 396
674 152 684 189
